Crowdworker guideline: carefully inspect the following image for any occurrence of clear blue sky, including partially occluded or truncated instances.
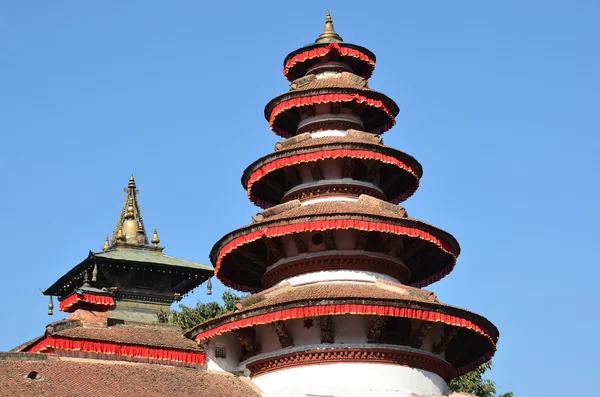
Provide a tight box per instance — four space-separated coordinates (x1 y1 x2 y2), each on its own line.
1 1 598 396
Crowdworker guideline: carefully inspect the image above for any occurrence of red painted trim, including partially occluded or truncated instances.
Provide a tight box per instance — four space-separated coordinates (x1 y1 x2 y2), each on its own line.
59 292 114 312
270 93 395 137
247 148 419 207
194 303 495 348
26 335 206 365
215 219 456 291
246 347 454 381
284 42 375 81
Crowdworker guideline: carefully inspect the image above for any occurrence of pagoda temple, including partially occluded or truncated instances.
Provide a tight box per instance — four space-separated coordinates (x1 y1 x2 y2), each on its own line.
1 176 261 397
185 12 499 397
0 12 498 397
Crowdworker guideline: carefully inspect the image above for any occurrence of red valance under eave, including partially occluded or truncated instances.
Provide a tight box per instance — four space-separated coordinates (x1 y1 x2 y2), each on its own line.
283 42 376 81
270 93 396 138
214 219 457 292
246 148 420 207
26 335 206 365
193 303 495 374
59 292 115 312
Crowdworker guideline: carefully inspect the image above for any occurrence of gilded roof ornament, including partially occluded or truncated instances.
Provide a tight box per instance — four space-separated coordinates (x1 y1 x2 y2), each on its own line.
102 235 110 251
315 10 343 43
111 174 149 245
151 227 160 247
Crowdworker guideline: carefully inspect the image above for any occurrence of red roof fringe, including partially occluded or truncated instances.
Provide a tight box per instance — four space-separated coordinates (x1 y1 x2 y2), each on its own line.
194 303 495 375
247 148 419 207
59 292 115 312
27 335 206 365
270 93 395 137
215 219 456 291
283 42 375 81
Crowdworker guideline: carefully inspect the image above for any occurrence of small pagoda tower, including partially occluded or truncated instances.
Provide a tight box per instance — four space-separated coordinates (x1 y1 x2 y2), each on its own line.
187 13 499 397
42 175 214 321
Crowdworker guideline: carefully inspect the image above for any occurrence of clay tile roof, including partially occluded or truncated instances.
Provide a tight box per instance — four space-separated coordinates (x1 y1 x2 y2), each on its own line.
272 130 384 151
289 72 372 92
253 195 410 224
52 322 202 352
0 354 261 397
234 280 439 313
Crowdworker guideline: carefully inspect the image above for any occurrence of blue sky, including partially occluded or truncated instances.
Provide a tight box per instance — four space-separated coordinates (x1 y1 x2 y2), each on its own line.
1 1 598 396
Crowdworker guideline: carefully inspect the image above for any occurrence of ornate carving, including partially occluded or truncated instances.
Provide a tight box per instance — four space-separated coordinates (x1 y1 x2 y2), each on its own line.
261 254 411 288
367 315 387 343
342 158 357 178
367 162 381 183
381 235 399 254
271 321 294 348
310 162 323 180
263 237 285 261
433 326 458 354
355 231 369 250
291 234 308 254
246 347 454 381
323 230 336 250
318 315 335 344
411 321 434 349
234 327 261 359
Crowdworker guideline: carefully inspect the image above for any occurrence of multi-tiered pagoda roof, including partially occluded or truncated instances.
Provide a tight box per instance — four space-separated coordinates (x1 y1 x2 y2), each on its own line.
187 12 499 394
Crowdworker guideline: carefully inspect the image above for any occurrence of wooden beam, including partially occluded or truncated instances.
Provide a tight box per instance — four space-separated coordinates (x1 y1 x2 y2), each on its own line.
323 230 336 250
367 315 387 343
433 326 458 354
284 167 301 187
355 230 369 250
263 237 285 261
98 264 114 285
366 162 381 183
381 235 399 254
342 158 357 178
411 321 434 348
234 327 261 359
292 234 308 254
310 162 323 181
264 178 286 197
271 321 294 348
239 249 270 268
318 315 335 344
380 173 399 192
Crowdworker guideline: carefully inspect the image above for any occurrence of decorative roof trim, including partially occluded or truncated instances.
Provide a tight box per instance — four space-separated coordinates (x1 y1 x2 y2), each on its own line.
59 292 114 313
283 42 376 81
246 148 420 208
269 93 396 137
214 219 456 291
26 335 206 365
193 303 495 375
246 346 454 381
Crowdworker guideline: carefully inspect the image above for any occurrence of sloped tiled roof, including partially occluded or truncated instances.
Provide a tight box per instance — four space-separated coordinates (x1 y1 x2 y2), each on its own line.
0 353 261 397
52 322 202 352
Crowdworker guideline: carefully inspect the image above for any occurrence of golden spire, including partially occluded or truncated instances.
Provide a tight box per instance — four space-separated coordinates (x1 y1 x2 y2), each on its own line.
151 227 160 247
102 235 110 251
315 10 343 43
111 175 149 245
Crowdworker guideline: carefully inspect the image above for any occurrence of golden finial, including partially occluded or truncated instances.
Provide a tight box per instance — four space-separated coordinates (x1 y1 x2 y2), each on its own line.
151 227 160 247
116 227 125 241
315 10 343 43
136 223 146 244
128 174 136 189
102 235 110 251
